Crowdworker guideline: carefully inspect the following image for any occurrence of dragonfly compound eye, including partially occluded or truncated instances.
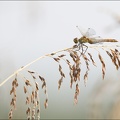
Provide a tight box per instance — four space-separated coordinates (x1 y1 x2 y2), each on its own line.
73 38 78 44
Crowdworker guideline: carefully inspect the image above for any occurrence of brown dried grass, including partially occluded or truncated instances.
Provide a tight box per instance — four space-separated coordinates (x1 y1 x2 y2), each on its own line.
0 42 120 119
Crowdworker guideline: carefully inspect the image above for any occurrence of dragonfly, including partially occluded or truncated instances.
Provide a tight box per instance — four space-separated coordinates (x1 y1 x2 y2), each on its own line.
73 26 118 54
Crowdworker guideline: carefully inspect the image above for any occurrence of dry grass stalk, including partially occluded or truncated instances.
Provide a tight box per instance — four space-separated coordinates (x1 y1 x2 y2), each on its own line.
0 43 120 119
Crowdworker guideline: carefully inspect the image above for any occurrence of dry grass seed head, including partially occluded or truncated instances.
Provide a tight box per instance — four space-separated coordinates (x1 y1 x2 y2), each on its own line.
72 65 77 82
10 86 15 95
115 52 120 67
35 82 39 91
106 50 119 69
24 86 27 94
25 80 31 86
69 52 77 62
28 71 36 79
44 98 48 109
8 109 13 120
66 59 72 70
38 75 44 81
27 116 31 120
58 54 66 58
32 75 36 79
42 81 46 89
26 107 31 116
32 107 35 117
28 71 35 74
84 70 88 80
51 53 56 55
58 76 63 90
35 91 38 99
26 96 30 104
110 49 118 69
37 108 40 114
74 83 80 104
98 54 106 79
10 98 16 109
106 50 113 59
87 52 96 66
31 91 35 102
111 49 119 69
82 54 90 84
82 54 90 70
59 64 65 78
53 57 60 62
70 70 74 88
65 58 75 88
12 78 18 87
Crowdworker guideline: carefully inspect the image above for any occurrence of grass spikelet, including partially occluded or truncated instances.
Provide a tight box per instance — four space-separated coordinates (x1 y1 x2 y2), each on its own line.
115 49 120 67
8 109 13 120
110 49 119 69
74 83 80 104
66 59 74 88
58 76 63 90
9 75 18 119
98 54 106 79
82 54 90 86
87 52 96 66
28 70 36 79
58 64 65 90
59 64 65 78
25 80 31 86
106 49 119 70
44 98 48 109
53 57 60 62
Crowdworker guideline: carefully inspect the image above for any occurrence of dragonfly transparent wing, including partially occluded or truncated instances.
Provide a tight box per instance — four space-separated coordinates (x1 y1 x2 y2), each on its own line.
85 28 96 37
76 26 88 36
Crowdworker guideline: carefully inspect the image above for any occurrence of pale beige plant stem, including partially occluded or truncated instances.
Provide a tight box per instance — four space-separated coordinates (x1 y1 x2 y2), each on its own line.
0 44 120 87
0 47 72 87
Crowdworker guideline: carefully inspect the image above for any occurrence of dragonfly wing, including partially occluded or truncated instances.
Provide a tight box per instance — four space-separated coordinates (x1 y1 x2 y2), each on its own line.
85 28 96 37
89 35 102 39
76 26 87 36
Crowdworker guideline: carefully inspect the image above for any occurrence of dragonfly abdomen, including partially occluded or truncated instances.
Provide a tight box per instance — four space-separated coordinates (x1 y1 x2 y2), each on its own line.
102 39 118 42
89 39 118 44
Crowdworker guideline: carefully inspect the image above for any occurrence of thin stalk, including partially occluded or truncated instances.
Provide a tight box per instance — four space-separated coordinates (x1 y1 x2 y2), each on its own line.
0 47 72 87
0 44 120 87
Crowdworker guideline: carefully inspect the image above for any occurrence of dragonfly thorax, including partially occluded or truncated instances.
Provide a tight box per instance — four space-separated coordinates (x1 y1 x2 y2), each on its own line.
79 36 89 43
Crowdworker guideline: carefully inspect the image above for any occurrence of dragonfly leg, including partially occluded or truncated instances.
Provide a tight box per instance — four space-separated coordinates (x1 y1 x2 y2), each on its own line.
77 42 81 51
81 44 85 54
82 44 88 54
73 42 82 56
75 43 83 57
74 42 81 51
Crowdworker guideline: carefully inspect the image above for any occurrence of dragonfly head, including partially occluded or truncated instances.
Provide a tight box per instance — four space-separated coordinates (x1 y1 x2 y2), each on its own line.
73 37 79 44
